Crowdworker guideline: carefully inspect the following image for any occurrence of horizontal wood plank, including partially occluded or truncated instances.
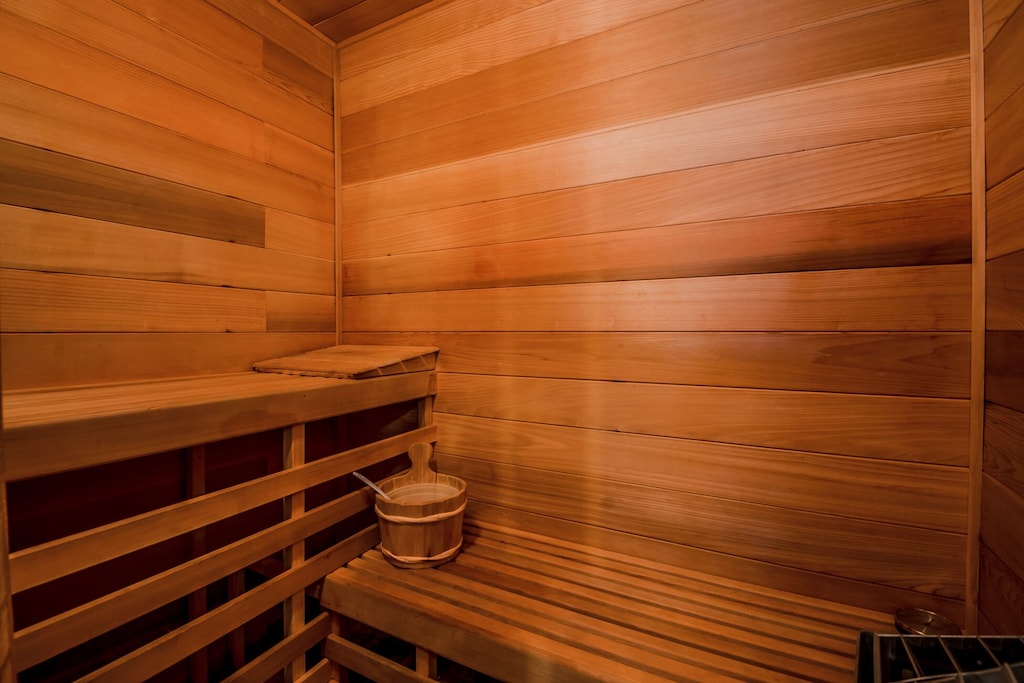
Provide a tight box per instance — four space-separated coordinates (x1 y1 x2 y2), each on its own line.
266 292 336 332
3 371 436 480
342 56 968 186
316 0 434 45
342 69 968 222
983 402 1024 499
0 205 331 295
442 454 965 598
985 78 1024 188
1 269 265 334
262 38 333 113
222 613 331 683
344 264 971 333
9 427 433 592
985 330 1024 412
437 413 967 532
265 208 334 260
343 129 970 259
983 0 1022 45
265 123 335 187
468 503 966 621
341 331 970 398
205 0 334 75
979 543 1024 633
0 332 335 391
987 170 1024 259
344 196 971 294
0 140 265 248
4 0 333 148
338 0 691 117
324 635 436 683
986 249 1024 329
13 493 360 669
339 0 960 148
0 9 265 161
0 73 333 223
984 0 1024 116
434 373 970 465
980 474 1024 583
77 527 378 682
336 0 550 79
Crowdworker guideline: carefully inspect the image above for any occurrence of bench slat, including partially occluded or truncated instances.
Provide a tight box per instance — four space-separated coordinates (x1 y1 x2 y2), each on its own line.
323 523 891 682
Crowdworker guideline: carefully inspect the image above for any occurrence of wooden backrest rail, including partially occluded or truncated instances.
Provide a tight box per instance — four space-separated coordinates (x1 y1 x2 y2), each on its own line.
76 526 379 682
14 487 371 670
9 425 435 593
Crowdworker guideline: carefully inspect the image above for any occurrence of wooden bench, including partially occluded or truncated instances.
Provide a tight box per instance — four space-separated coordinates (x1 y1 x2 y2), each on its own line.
0 345 438 681
322 519 893 682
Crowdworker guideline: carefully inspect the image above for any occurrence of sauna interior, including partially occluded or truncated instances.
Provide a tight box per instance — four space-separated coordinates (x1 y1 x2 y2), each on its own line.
1 0 1023 680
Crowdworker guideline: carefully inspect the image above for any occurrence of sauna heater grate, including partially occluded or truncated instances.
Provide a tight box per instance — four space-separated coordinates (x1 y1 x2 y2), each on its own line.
856 633 1024 682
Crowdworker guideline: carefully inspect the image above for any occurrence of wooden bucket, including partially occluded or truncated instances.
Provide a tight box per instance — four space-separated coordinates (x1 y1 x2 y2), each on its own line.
374 443 467 569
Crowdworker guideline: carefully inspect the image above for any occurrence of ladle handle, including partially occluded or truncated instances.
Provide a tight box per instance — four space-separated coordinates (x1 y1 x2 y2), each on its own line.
408 442 436 483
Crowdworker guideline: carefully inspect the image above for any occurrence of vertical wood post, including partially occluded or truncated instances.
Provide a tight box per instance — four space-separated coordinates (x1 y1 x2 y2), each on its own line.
966 0 986 635
186 445 209 683
1 324 15 683
284 424 307 680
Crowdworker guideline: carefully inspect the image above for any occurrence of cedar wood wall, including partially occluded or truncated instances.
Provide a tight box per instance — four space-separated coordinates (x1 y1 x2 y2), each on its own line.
338 0 978 620
0 0 337 391
981 0 1024 634
0 0 1021 636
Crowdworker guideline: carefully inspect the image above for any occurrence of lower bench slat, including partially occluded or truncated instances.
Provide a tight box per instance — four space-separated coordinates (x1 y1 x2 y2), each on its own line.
321 521 892 682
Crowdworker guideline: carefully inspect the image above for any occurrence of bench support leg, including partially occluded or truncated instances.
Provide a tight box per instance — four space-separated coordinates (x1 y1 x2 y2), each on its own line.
415 647 437 678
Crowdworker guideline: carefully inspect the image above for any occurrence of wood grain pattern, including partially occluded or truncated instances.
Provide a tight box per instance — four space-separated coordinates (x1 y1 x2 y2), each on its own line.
985 331 1024 412
979 543 1024 633
0 354 12 683
983 0 1024 116
986 250 1024 330
983 0 1023 45
315 0 435 44
265 124 335 187
338 0 972 618
265 209 334 260
438 414 967 532
223 613 331 683
342 71 968 222
324 635 436 683
985 79 1024 188
468 503 967 620
0 205 330 295
342 53 969 185
0 9 265 161
981 474 1024 584
343 129 970 259
336 0 552 79
3 371 435 480
0 270 265 334
345 264 971 333
435 374 969 465
984 403 1024 500
339 0 957 143
442 455 966 598
0 332 335 391
0 140 265 248
987 169 1024 259
3 0 332 149
0 74 332 223
263 38 333 113
344 197 971 294
205 0 334 75
342 331 970 399
266 293 336 332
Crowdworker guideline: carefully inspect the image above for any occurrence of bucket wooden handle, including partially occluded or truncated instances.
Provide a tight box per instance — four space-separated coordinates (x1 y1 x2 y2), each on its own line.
408 442 436 483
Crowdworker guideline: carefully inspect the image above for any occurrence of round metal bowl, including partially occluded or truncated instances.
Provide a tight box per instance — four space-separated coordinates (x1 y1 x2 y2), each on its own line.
894 607 962 636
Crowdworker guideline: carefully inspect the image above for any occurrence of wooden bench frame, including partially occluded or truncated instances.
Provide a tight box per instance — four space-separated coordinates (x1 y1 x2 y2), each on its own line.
0 347 438 681
322 519 894 682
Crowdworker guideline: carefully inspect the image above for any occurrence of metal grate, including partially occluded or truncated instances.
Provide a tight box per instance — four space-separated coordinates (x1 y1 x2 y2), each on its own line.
857 633 1024 682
